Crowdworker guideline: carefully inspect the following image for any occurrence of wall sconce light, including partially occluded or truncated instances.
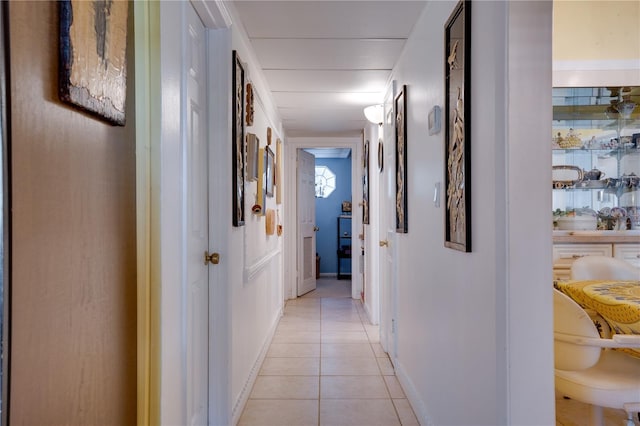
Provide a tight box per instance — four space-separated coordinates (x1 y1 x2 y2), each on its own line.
363 104 383 126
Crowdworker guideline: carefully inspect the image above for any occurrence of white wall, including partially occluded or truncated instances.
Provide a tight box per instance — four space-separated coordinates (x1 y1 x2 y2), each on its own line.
385 1 554 425
225 5 287 423
553 1 640 87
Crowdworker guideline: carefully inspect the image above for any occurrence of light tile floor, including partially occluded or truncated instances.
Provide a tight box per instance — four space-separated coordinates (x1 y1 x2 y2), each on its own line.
555 394 632 426
239 278 633 425
238 278 419 426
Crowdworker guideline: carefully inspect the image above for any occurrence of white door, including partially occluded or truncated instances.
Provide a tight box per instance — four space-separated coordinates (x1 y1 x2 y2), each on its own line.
185 4 209 425
297 149 317 296
379 84 398 363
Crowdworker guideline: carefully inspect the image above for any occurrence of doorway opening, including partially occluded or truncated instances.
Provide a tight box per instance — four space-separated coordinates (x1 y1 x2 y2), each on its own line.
305 148 353 297
284 138 362 302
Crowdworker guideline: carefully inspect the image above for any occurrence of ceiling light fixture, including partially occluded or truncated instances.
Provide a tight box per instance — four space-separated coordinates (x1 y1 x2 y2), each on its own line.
364 104 384 126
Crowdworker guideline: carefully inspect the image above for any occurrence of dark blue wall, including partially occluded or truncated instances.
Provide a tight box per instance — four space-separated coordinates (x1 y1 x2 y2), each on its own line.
315 157 352 275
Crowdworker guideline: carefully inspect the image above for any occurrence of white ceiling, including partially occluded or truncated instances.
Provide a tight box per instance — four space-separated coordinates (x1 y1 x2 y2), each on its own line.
231 1 427 137
304 147 352 159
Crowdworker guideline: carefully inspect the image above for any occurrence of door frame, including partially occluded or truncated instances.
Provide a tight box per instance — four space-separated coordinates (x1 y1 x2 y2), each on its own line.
204 15 232 426
135 1 232 424
0 3 9 424
284 137 363 301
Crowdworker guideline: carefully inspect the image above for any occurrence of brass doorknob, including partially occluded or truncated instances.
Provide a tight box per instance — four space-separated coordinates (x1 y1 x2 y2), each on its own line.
204 251 220 265
379 240 389 247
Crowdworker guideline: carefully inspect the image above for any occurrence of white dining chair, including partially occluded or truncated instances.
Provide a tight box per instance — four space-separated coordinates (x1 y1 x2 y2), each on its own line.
554 288 640 426
570 255 640 281
568 256 639 339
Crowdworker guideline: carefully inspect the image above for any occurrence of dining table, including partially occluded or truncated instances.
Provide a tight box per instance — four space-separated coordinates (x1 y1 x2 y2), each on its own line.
555 279 640 357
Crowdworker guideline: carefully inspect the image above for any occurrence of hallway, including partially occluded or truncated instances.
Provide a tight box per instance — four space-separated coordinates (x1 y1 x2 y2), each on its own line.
238 278 418 425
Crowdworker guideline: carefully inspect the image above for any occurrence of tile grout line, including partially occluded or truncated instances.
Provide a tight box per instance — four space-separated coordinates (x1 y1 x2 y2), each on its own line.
365 311 403 425
301 281 407 425
317 296 322 426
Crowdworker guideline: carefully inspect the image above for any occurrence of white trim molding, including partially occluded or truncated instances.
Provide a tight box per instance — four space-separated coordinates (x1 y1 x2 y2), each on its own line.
553 59 640 87
191 0 232 29
395 360 433 426
134 1 153 424
245 250 282 283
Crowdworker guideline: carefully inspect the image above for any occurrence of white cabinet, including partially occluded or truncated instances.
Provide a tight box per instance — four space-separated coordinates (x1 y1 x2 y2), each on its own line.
553 242 640 280
552 244 613 280
552 243 613 260
613 244 640 268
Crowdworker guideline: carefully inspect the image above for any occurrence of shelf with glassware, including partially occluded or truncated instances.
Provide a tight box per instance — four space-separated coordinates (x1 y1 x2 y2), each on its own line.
552 144 640 230
552 86 639 231
337 215 352 280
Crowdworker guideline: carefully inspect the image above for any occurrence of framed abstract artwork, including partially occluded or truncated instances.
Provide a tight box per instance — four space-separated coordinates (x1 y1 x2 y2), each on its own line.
232 50 246 226
276 139 283 204
246 82 254 126
253 147 266 216
265 145 275 198
444 0 471 252
246 133 259 182
395 85 408 233
59 0 128 125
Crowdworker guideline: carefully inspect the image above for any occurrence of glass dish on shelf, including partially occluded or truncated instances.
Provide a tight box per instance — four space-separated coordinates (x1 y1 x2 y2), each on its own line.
553 128 583 149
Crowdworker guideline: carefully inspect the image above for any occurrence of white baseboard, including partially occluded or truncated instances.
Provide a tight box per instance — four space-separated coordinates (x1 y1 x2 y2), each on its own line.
394 359 433 426
231 310 282 425
362 301 377 325
319 272 337 278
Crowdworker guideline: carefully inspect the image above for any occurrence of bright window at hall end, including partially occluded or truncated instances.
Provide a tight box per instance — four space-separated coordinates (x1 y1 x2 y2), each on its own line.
315 166 335 198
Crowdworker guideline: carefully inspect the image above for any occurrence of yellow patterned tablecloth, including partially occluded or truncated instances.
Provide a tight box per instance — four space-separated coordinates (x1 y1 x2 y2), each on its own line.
555 280 640 357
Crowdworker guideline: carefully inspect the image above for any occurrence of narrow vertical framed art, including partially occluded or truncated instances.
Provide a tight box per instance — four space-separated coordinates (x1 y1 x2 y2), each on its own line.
444 0 471 252
245 133 259 182
276 139 283 205
232 50 246 226
0 4 9 413
395 85 408 233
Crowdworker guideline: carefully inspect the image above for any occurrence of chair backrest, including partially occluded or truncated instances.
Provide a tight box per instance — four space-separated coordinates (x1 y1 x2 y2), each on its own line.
570 255 640 280
553 289 602 370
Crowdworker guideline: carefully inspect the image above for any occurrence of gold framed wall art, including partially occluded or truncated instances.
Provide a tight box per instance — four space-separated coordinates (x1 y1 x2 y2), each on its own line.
444 0 471 252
